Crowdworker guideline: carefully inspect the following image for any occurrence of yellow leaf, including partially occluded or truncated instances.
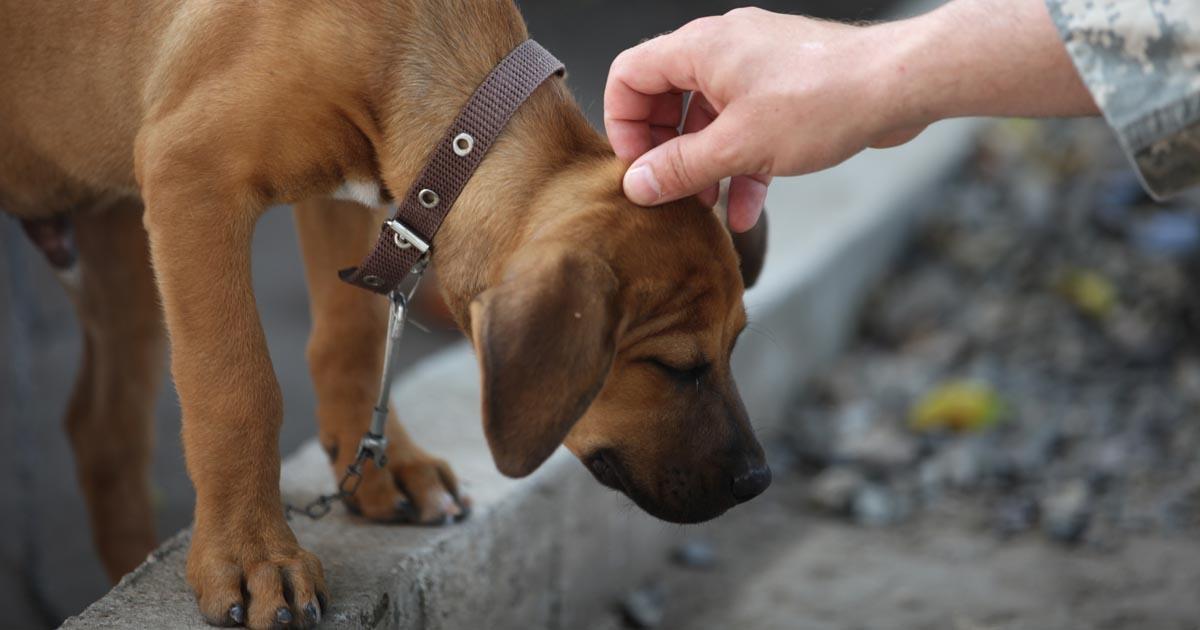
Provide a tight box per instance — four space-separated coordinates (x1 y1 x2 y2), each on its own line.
910 381 1003 432
1057 269 1116 319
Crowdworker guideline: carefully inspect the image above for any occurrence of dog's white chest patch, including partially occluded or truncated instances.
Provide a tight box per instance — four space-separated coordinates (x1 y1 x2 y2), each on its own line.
332 179 385 208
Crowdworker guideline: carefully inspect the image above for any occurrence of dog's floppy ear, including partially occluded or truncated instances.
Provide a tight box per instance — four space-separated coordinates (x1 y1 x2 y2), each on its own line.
730 210 768 289
469 245 620 478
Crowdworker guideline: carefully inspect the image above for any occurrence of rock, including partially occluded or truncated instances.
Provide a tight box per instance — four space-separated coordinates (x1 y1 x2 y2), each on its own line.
1041 480 1092 544
902 331 969 368
1132 211 1200 258
808 467 865 515
1016 426 1068 476
836 423 920 472
1087 437 1129 490
790 400 874 466
852 484 906 527
1160 478 1200 531
620 584 665 629
670 540 716 570
947 439 986 488
993 495 1039 538
1172 358 1200 404
963 295 1013 346
917 458 946 501
1106 309 1170 365
867 267 960 344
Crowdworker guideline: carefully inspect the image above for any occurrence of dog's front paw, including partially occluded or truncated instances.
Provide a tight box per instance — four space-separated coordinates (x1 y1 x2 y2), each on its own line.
386 445 472 525
328 432 470 525
187 521 327 629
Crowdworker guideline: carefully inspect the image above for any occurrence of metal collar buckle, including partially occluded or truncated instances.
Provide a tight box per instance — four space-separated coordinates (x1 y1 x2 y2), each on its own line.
387 220 430 253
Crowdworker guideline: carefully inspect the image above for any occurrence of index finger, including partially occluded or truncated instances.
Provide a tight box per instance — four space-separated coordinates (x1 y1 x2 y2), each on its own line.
604 27 709 162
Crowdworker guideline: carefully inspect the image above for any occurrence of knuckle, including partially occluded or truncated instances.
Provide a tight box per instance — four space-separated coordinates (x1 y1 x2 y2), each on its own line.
665 140 699 191
724 6 764 20
680 15 722 44
608 48 634 77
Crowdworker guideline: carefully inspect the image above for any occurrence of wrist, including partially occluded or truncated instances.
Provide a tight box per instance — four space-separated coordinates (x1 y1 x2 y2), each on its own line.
872 0 1097 126
870 8 962 132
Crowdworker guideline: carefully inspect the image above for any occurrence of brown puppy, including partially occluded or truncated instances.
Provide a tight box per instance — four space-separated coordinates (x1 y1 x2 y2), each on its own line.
0 1 769 628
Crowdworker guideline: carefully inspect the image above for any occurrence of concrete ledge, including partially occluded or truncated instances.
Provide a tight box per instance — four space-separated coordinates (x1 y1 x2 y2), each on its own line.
64 346 680 629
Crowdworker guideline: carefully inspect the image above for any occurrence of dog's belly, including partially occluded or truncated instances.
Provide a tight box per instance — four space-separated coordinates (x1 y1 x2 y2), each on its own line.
0 128 127 220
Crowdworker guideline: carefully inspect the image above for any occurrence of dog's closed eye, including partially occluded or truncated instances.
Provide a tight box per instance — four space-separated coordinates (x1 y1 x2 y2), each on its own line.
643 358 711 383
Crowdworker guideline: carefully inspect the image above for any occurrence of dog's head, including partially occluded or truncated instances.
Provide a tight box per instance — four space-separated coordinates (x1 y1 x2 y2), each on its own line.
467 159 769 523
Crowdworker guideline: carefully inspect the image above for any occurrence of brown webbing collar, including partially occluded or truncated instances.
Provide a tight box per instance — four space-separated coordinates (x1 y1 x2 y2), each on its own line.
340 40 564 294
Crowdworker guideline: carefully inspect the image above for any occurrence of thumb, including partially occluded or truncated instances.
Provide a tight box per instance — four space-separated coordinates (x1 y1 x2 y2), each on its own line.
623 113 748 207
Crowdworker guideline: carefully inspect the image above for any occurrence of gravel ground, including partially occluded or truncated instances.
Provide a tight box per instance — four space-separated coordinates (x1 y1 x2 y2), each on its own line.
793 119 1200 548
591 119 1200 630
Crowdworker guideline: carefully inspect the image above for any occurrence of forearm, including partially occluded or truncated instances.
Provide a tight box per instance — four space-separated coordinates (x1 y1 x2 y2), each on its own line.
877 0 1099 128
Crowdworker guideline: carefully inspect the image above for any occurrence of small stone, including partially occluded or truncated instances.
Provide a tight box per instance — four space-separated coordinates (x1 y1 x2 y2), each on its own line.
1087 437 1129 490
1041 480 1092 544
1172 358 1200 404
837 423 919 472
808 467 865 515
1106 309 1169 364
670 539 716 570
852 484 905 527
620 584 665 629
1016 426 1068 475
993 495 1039 538
1132 212 1200 258
917 458 946 501
902 331 968 368
942 440 984 488
867 267 960 343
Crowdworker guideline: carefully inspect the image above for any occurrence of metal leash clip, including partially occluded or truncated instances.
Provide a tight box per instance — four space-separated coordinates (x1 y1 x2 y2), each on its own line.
286 255 430 520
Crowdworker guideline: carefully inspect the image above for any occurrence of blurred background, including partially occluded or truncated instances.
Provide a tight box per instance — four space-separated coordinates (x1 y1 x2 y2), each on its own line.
4 1 1200 629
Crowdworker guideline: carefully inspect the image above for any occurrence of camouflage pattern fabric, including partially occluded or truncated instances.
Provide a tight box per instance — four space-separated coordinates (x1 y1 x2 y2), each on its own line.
1045 0 1200 198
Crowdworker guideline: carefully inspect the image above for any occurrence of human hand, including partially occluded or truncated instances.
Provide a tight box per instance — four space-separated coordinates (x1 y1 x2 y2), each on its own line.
605 8 918 232
604 2 1096 232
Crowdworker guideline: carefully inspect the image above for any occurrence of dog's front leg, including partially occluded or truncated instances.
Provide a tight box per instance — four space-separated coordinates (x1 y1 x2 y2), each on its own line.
141 172 326 629
294 197 469 524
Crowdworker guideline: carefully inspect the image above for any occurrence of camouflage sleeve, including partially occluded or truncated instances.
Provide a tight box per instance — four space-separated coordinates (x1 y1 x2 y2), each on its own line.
1044 1 1200 199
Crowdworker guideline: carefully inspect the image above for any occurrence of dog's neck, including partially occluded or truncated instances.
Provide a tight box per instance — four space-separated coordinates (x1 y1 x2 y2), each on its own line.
363 0 613 326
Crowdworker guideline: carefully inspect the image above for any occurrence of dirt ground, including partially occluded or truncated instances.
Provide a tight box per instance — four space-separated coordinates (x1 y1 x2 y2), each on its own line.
591 474 1200 630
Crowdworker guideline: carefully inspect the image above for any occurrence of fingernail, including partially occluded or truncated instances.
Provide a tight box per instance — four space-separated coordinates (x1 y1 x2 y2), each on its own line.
275 606 293 625
229 603 245 625
624 164 662 205
305 602 321 623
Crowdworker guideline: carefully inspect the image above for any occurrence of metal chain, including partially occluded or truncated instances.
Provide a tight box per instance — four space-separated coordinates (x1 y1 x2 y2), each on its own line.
285 255 428 521
285 451 369 520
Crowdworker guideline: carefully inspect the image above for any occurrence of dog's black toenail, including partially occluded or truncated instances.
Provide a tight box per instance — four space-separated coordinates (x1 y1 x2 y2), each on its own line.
305 602 320 622
229 603 245 625
275 606 292 624
394 499 417 521
317 591 329 612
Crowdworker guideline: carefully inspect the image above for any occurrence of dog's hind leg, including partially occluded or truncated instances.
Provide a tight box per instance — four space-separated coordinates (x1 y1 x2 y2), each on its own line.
63 198 164 582
293 197 469 524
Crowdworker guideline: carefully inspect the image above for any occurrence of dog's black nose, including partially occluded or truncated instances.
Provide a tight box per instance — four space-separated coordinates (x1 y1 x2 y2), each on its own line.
731 464 772 503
